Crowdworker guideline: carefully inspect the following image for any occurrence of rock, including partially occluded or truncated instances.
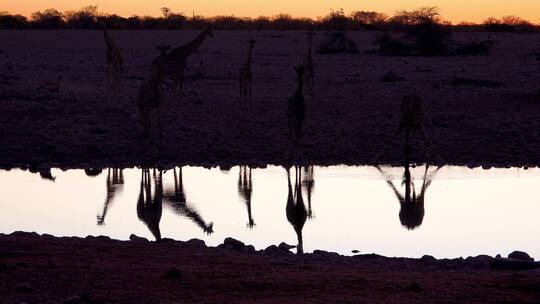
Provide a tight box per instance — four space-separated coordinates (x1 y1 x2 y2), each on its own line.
508 251 534 261
222 237 245 251
278 242 295 252
313 250 340 259
186 238 206 248
164 268 182 280
241 245 256 254
420 255 437 263
85 235 111 241
14 283 35 293
158 238 176 244
405 283 424 293
351 250 360 254
129 234 148 243
490 258 540 271
263 245 280 255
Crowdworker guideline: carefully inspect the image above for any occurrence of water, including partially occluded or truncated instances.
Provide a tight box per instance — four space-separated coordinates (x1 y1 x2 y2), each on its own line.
1 165 539 259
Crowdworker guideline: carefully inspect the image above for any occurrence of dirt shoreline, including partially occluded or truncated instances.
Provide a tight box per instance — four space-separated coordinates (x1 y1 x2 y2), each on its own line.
1 232 539 303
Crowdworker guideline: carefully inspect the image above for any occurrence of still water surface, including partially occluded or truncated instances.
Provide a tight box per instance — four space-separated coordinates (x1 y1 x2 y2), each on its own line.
1 165 539 258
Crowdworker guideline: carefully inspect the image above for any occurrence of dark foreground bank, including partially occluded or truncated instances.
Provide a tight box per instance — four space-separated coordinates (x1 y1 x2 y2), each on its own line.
1 232 539 303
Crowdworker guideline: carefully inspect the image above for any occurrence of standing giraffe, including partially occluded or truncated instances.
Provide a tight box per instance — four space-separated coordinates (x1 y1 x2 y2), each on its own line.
303 32 315 100
137 44 169 142
287 65 306 145
238 165 255 228
162 27 214 97
102 25 123 82
238 39 256 106
372 94 444 163
286 166 308 254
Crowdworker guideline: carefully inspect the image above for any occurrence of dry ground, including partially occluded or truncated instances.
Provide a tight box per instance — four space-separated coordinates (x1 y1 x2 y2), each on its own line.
1 30 540 169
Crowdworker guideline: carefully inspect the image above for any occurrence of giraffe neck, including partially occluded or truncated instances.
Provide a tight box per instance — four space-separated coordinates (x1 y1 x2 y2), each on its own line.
103 28 115 49
181 28 211 58
306 38 313 60
246 46 253 66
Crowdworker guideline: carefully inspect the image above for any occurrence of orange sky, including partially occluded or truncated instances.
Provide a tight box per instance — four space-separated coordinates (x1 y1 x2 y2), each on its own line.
1 0 539 23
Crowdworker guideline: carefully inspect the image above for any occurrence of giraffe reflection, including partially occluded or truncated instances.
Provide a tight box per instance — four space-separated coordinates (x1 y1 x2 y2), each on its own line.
162 167 214 235
302 166 315 219
136 169 163 240
286 166 308 254
238 166 255 228
376 142 442 230
97 168 124 226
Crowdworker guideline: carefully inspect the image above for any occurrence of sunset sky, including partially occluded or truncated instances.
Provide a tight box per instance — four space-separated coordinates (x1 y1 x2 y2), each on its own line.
1 0 539 23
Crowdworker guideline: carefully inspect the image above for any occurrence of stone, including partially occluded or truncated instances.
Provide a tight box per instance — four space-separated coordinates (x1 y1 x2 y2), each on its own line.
129 234 148 243
186 238 206 248
278 242 296 252
490 258 540 271
508 251 533 261
223 237 245 251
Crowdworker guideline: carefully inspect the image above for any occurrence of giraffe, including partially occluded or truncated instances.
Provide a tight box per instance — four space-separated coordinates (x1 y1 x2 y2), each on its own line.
371 94 444 163
162 27 214 97
102 25 123 82
286 166 308 254
376 150 442 230
303 32 315 100
238 165 255 228
162 167 214 234
136 169 163 241
238 39 256 106
302 165 315 219
97 168 124 226
137 44 169 143
287 65 306 145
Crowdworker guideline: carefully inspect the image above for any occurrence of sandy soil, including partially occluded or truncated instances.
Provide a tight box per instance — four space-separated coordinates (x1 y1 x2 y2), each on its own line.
0 232 539 303
1 30 540 169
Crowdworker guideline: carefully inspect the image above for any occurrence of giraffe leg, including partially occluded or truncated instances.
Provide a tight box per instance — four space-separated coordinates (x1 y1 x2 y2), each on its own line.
248 79 253 106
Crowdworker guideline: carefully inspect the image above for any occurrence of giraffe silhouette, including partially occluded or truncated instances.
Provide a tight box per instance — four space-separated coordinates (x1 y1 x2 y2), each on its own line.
97 168 124 226
376 147 442 230
238 39 256 106
136 169 163 241
286 166 308 254
237 165 255 228
137 44 169 143
162 167 214 235
372 94 444 164
102 24 123 82
287 65 306 146
302 165 315 219
303 32 315 100
162 27 214 97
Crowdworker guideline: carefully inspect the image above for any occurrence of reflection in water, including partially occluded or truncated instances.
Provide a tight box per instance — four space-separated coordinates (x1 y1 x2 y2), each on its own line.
302 166 315 219
238 166 255 228
2 166 540 257
163 167 214 235
286 166 308 254
136 169 163 240
97 169 124 225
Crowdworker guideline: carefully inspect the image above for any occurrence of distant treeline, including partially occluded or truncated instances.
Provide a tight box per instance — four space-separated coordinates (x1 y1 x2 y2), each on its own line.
1 5 539 32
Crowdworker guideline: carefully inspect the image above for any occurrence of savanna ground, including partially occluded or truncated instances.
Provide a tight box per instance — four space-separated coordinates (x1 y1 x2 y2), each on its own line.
1 30 540 169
